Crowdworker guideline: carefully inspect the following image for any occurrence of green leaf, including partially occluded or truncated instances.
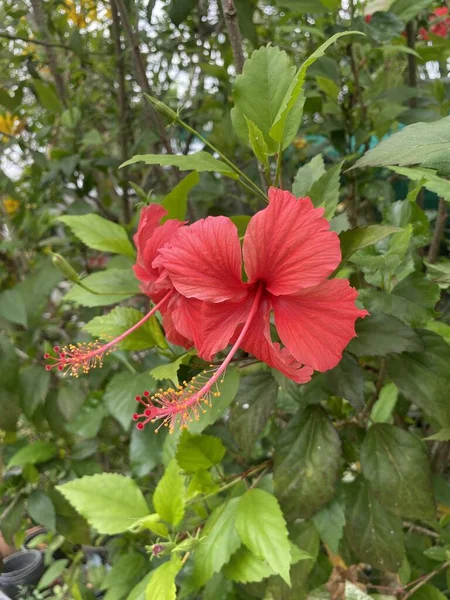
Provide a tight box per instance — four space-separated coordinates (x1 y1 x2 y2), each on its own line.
130 426 164 477
245 117 270 169
339 225 402 263
345 480 405 571
37 560 69 591
84 307 167 351
104 372 156 431
292 154 325 197
150 353 193 385
388 166 450 201
231 45 303 153
57 473 149 534
175 431 225 472
352 115 450 174
27 490 56 530
102 552 146 590
187 367 240 434
57 384 85 421
0 288 27 327
145 556 182 600
274 407 341 520
270 32 364 143
229 371 278 454
121 152 238 179
325 353 364 409
361 424 435 520
65 269 140 307
309 162 342 219
407 585 447 600
57 214 135 258
425 428 450 441
348 313 423 356
371 383 398 423
388 330 450 428
223 547 274 583
129 513 169 538
34 80 62 113
153 459 185 526
236 489 292 585
193 498 241 587
162 171 200 222
276 0 329 12
350 226 412 274
389 0 435 23
8 441 57 468
361 274 440 328
19 365 50 417
312 498 346 554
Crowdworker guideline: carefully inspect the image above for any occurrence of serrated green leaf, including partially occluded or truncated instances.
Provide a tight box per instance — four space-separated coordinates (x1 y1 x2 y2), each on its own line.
348 313 423 356
350 226 412 274
8 441 57 468
352 116 450 174
270 32 364 143
65 269 140 307
236 489 292 585
150 352 193 385
325 353 364 409
245 117 269 169
121 152 238 179
345 480 405 571
57 473 149 534
292 154 325 197
84 306 167 351
193 498 241 587
388 330 450 428
339 225 402 263
162 171 200 222
309 162 342 219
223 546 274 583
145 556 182 600
153 459 185 526
57 214 135 257
361 424 435 520
388 166 450 201
176 430 225 472
274 407 341 520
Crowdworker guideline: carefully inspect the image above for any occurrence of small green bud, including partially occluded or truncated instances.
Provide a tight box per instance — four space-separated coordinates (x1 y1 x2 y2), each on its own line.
51 253 81 283
145 94 179 122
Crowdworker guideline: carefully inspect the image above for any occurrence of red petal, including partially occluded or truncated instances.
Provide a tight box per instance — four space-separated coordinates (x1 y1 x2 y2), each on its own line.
162 311 192 349
155 216 248 302
168 294 204 350
272 279 368 372
240 296 313 383
243 188 341 296
133 204 167 253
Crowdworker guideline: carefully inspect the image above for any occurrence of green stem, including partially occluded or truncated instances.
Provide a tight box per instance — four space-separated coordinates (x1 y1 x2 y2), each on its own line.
274 142 283 187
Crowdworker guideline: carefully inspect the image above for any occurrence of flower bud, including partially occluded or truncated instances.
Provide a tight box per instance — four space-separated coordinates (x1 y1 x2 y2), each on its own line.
145 94 179 122
51 253 81 284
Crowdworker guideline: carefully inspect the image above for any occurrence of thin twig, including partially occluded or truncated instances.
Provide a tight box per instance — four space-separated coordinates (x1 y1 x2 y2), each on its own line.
427 198 448 263
220 0 245 74
402 560 450 600
0 32 71 51
403 522 440 539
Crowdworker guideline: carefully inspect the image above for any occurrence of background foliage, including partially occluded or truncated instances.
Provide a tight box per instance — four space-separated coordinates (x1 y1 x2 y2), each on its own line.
1 0 450 599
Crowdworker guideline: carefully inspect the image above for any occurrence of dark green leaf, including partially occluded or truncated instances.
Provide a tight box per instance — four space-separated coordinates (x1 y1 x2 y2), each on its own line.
312 498 346 554
121 152 238 179
347 313 423 356
339 225 402 263
162 171 200 222
0 288 27 327
325 353 364 409
19 365 50 418
129 425 165 477
34 80 62 113
8 441 58 468
28 490 56 530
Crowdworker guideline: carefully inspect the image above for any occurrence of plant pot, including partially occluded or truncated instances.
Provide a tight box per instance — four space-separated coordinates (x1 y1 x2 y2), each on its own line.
0 550 45 599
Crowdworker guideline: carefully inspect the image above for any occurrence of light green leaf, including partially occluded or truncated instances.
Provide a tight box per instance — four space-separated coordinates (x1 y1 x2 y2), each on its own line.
102 552 145 590
193 498 241 587
162 171 200 222
57 473 149 534
274 407 341 520
352 116 450 174
0 288 27 327
231 45 303 153
312 498 346 554
84 307 167 351
129 513 169 538
388 166 450 201
389 0 435 22
339 225 402 263
245 117 269 169
388 330 450 428
236 489 292 585
425 428 450 441
27 490 56 531
145 556 182 600
57 214 135 258
8 441 57 468
104 372 156 431
361 424 435 520
223 547 274 583
65 269 140 307
308 162 342 219
150 352 193 385
270 32 364 143
37 560 69 591
187 367 240 434
348 313 423 356
406 584 447 600
276 0 329 13
153 459 185 526
350 226 412 274
371 383 398 423
292 154 325 197
175 430 225 472
361 273 440 327
34 80 62 113
121 152 238 179
345 480 405 571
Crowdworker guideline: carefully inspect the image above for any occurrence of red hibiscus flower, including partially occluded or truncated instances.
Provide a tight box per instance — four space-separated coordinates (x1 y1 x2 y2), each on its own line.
420 6 450 40
46 204 201 375
133 188 367 431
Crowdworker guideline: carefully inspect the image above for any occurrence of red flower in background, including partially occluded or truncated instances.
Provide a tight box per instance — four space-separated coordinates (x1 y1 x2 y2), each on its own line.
133 189 367 431
419 6 450 40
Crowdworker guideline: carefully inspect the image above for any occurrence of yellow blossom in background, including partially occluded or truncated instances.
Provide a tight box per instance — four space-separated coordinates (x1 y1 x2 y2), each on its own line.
0 113 25 142
62 0 98 28
293 137 307 150
2 198 20 215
